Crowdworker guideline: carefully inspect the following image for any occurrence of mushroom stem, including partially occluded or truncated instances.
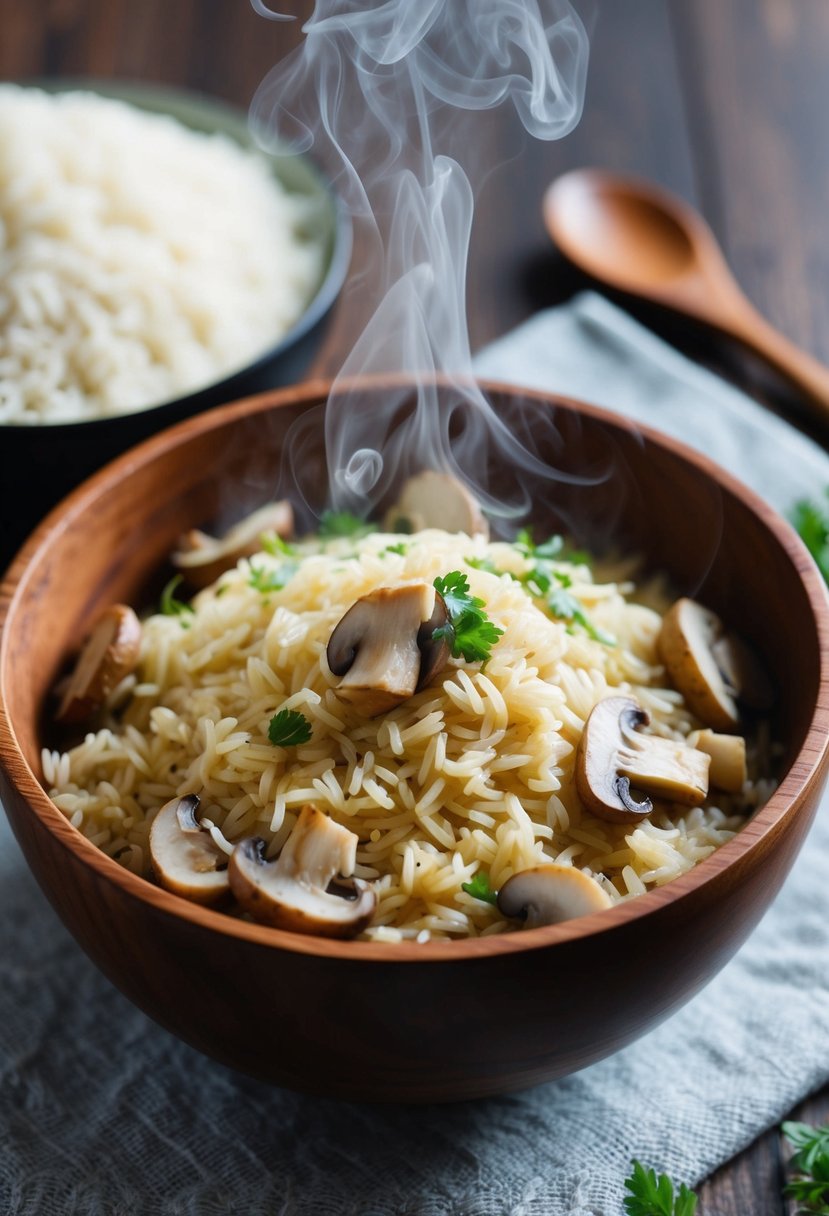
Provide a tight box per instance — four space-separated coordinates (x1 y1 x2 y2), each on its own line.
228 805 376 938
576 696 709 823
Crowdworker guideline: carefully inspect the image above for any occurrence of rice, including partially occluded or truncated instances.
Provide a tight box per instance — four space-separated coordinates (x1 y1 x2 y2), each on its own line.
0 86 324 423
47 530 771 941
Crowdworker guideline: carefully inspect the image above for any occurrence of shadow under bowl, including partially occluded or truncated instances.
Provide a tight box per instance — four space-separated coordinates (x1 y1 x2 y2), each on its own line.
0 80 351 571
1 377 828 1102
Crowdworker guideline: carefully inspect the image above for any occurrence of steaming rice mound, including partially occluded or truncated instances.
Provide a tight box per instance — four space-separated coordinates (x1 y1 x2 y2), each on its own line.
45 530 772 941
0 85 323 423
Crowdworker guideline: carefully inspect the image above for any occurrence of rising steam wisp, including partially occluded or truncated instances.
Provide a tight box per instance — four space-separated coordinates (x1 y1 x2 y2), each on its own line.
250 0 593 525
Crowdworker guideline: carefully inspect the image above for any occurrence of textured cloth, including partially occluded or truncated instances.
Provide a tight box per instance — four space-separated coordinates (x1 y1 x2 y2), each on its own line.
3 291 829 1215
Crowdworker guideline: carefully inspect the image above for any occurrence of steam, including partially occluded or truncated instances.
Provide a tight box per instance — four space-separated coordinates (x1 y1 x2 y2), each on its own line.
250 0 591 522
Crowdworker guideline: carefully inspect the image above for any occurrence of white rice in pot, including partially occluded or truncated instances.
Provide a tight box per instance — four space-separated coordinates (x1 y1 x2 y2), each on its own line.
45 530 774 942
0 85 324 423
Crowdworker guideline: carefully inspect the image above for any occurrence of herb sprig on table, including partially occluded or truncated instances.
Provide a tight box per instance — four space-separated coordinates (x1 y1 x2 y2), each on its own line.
791 492 829 584
783 1122 829 1213
623 1160 698 1216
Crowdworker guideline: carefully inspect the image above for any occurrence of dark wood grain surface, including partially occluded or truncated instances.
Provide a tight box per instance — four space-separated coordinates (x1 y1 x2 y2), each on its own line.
2 0 828 1206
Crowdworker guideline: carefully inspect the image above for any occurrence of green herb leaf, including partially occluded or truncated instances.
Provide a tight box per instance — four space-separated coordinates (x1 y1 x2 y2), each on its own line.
464 555 500 574
432 571 504 664
260 531 296 557
248 561 298 594
268 708 313 748
319 510 377 539
783 1122 829 1212
791 494 829 585
461 871 498 905
623 1160 697 1216
160 574 194 622
381 542 409 557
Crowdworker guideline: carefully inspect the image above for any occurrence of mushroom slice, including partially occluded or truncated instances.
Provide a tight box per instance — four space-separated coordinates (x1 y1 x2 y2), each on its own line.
149 794 230 905
384 471 489 539
658 598 772 730
228 804 376 938
326 581 450 716
688 728 747 794
172 501 294 589
57 604 142 723
576 696 709 823
497 864 612 928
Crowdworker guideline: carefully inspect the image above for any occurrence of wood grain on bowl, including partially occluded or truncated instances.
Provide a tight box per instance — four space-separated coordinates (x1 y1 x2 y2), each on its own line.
1 378 828 1102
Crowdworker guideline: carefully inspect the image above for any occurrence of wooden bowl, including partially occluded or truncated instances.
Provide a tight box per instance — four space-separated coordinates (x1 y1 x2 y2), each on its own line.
1 378 828 1103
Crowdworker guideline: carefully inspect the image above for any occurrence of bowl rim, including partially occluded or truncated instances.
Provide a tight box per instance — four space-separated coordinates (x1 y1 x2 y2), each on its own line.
0 78 353 432
2 374 828 962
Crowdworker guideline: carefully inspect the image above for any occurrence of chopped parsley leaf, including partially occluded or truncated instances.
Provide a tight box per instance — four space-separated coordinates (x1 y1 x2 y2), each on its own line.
248 561 298 594
319 510 377 539
268 709 313 748
461 871 498 905
432 571 504 664
160 574 193 624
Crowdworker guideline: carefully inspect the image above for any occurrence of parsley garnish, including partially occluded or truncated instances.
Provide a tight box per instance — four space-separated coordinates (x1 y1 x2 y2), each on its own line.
160 574 193 623
465 555 500 574
516 526 591 566
623 1160 698 1216
791 493 829 585
319 510 377 539
432 571 503 663
509 531 614 645
260 531 296 557
268 709 312 748
381 542 409 557
783 1122 829 1213
461 871 498 905
248 561 298 594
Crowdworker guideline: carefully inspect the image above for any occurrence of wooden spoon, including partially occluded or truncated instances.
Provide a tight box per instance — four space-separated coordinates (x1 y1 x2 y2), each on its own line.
543 168 829 412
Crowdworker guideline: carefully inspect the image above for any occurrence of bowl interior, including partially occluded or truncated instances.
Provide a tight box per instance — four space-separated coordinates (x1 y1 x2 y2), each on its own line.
1 380 825 952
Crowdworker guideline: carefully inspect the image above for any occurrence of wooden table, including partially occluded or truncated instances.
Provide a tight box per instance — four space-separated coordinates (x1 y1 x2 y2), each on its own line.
3 1 827 1209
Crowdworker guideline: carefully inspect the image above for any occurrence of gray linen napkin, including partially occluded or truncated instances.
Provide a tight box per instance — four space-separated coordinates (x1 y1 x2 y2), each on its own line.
3 291 829 1216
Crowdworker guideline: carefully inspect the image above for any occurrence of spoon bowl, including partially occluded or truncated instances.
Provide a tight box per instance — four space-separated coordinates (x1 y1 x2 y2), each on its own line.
544 168 829 417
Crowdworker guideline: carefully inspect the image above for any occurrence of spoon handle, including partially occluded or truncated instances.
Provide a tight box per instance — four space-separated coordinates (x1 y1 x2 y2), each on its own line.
722 299 829 420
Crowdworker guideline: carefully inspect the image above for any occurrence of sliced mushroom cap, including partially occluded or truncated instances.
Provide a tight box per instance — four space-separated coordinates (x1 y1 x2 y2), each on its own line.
576 695 709 823
57 604 142 723
172 501 294 589
497 864 612 928
658 598 772 730
688 728 747 793
228 804 376 938
326 581 450 716
384 471 489 539
149 794 230 905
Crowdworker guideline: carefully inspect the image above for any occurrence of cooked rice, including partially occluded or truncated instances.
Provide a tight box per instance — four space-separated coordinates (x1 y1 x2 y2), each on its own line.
45 531 773 941
0 85 323 423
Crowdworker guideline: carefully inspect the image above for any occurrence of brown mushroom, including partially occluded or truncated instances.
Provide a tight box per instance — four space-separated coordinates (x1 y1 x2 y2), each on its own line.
497 864 612 928
148 794 230 905
688 728 747 793
384 471 489 539
172 500 294 589
658 598 772 731
576 695 709 823
326 581 450 716
57 604 142 723
228 804 375 938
